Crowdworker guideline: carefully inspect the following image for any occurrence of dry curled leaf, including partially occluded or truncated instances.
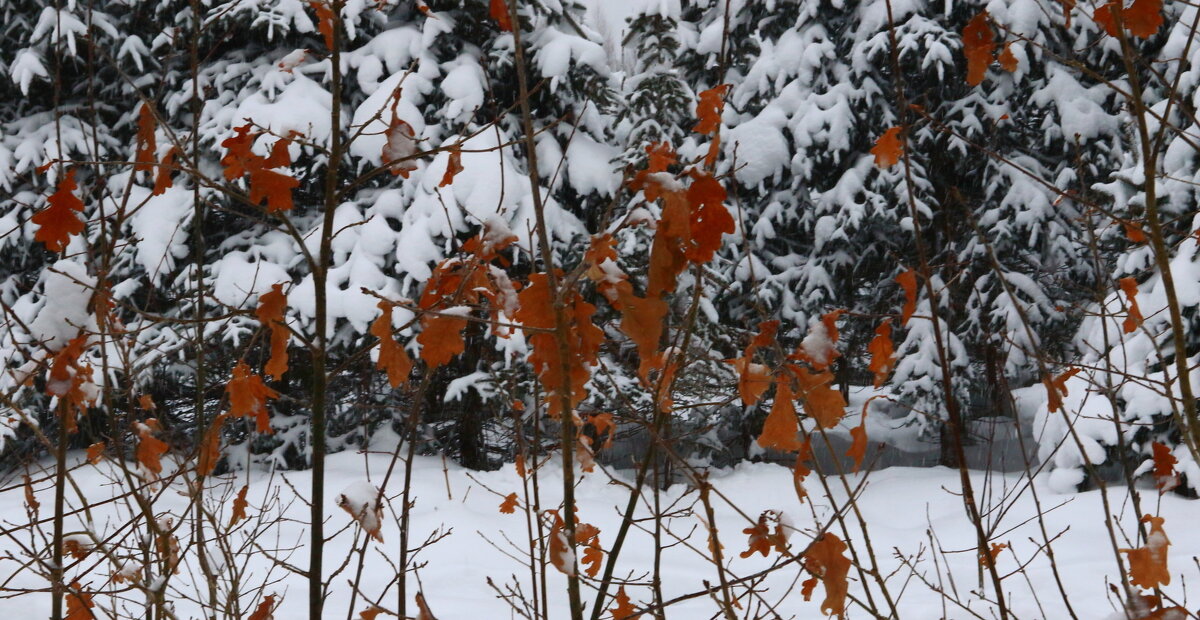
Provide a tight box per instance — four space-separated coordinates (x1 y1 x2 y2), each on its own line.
867 320 895 388
371 301 413 387
1043 366 1081 414
962 12 995 86
980 542 1009 568
1151 442 1179 493
896 268 918 325
739 510 788 558
135 419 169 476
801 533 851 617
23 474 38 512
65 582 95 620
499 492 519 514
610 586 640 620
152 147 179 196
847 410 868 472
438 145 463 187
248 594 277 620
230 485 250 527
693 84 729 136
256 283 289 380
196 413 227 477
86 441 105 464
758 377 800 452
226 361 278 434
1121 515 1170 590
310 1 335 48
134 103 157 173
997 42 1019 72
1120 277 1143 333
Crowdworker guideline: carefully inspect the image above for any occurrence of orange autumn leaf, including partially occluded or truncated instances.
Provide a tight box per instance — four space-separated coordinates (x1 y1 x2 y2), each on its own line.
801 533 852 617
134 103 157 173
23 475 39 512
610 586 641 620
546 511 575 576
867 320 895 388
1095 0 1163 39
581 539 604 578
647 190 690 296
739 510 788 558
249 167 300 213
226 361 278 434
371 302 413 387
1043 366 1081 413
220 126 299 212
574 522 603 577
727 357 772 407
693 84 730 135
871 126 904 168
758 377 801 452
703 132 722 169
1120 276 1143 333
1124 220 1148 243
794 366 847 429
847 414 868 472
438 145 463 187
381 117 419 178
196 413 227 476
47 337 92 433
490 0 513 31
152 147 179 196
685 171 733 263
65 582 95 620
310 1 336 48
1121 515 1170 589
1151 442 1179 493
793 441 813 503
499 492 519 514
618 291 667 380
220 124 258 180
359 607 388 620
515 273 603 418
256 284 289 380
230 484 250 526
590 412 615 449
962 12 995 86
896 268 918 325
248 594 277 620
577 435 596 473
980 542 1008 568
33 168 87 253
417 314 467 369
86 441 105 464
515 452 527 478
997 42 1018 72
135 419 169 476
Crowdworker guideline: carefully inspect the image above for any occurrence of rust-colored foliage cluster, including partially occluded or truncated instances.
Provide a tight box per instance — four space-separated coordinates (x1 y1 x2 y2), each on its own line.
220 124 301 213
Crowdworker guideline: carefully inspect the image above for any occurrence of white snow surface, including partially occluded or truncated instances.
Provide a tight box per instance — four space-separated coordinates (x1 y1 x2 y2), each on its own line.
3 448 1195 618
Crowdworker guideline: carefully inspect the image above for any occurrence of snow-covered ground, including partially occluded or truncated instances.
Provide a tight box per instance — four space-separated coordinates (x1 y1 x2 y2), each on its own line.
4 443 1196 618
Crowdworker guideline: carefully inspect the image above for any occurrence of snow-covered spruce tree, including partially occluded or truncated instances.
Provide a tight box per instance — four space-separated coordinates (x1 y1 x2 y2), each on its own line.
1039 2 1200 494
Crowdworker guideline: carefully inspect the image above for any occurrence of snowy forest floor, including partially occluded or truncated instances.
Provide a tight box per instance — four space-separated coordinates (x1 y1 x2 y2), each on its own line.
3 443 1195 618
